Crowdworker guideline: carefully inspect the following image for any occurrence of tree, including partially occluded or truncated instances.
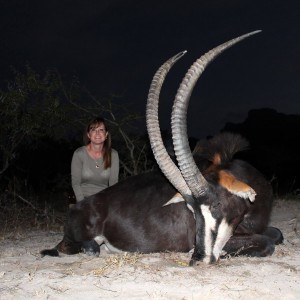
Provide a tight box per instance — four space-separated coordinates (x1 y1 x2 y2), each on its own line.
0 65 70 177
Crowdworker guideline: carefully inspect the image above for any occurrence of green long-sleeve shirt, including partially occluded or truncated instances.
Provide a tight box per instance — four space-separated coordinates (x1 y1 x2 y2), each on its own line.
71 146 119 201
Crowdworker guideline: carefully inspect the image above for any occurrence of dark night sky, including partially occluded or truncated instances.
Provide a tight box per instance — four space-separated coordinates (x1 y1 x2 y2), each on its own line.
1 0 300 138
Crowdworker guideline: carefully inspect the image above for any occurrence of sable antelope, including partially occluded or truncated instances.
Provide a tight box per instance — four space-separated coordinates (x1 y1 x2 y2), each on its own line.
41 31 283 265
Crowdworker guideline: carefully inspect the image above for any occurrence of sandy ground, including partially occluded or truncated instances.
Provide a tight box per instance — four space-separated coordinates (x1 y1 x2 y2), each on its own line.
0 199 299 300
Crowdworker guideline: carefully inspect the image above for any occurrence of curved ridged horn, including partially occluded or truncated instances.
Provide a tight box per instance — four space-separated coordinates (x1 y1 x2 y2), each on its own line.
171 30 261 198
146 51 192 197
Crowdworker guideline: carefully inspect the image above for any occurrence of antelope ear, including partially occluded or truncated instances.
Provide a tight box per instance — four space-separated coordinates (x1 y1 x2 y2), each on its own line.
218 170 256 202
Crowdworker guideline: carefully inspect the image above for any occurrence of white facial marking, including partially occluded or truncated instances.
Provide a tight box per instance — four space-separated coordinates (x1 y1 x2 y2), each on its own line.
200 204 216 262
213 219 233 260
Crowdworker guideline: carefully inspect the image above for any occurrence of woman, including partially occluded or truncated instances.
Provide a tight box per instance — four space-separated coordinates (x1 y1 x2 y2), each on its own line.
71 117 119 202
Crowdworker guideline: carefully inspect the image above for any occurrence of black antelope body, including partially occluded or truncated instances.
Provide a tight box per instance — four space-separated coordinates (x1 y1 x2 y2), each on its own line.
41 31 283 265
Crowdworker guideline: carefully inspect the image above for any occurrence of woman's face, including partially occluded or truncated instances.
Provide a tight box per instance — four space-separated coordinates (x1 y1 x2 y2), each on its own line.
87 122 108 145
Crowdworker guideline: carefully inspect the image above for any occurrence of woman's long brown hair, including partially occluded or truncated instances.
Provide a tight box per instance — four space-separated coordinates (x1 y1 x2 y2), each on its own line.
83 117 112 169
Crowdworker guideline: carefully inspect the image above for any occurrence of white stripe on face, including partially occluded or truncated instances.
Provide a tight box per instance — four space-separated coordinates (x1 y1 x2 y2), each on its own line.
200 204 216 263
213 218 233 260
200 205 233 263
